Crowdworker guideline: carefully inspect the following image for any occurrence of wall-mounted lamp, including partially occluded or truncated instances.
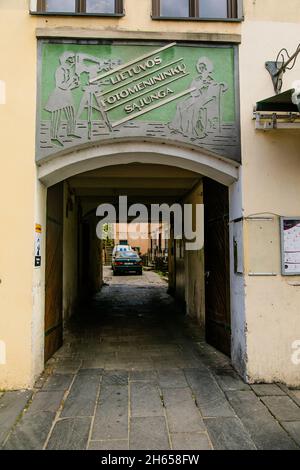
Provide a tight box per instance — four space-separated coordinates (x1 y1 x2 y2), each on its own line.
266 43 300 94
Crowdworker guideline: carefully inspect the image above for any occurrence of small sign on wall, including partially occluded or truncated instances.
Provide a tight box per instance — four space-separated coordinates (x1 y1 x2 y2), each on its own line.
281 217 300 275
0 340 6 365
34 224 42 268
0 80 6 105
247 216 278 276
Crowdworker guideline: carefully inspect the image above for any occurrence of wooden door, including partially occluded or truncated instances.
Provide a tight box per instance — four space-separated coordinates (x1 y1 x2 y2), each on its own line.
175 239 185 305
203 178 231 356
168 224 176 294
45 183 63 362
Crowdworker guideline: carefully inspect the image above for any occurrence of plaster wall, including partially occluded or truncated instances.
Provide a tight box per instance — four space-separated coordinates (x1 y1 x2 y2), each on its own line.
239 17 300 385
1 0 300 387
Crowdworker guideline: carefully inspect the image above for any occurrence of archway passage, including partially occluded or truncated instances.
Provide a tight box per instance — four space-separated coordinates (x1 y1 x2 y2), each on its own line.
44 161 232 363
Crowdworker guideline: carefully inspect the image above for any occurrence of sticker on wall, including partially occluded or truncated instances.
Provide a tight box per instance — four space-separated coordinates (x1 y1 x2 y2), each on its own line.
281 217 300 275
34 224 42 268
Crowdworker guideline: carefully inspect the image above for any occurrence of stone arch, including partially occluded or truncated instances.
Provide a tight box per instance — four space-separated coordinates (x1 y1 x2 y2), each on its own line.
37 140 239 187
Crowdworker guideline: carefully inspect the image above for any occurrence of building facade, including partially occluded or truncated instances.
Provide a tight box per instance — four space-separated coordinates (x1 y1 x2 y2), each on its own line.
0 0 300 389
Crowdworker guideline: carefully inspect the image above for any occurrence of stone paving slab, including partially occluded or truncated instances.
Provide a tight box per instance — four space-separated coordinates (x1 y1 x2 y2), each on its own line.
261 396 300 422
92 385 128 440
34 374 51 390
281 421 300 446
204 417 256 450
162 387 205 433
129 370 157 382
130 416 170 450
226 390 298 450
197 345 232 370
4 411 55 450
151 358 182 369
130 381 164 418
81 358 111 369
52 359 82 374
287 389 300 407
61 369 101 418
102 370 128 386
28 391 65 413
251 384 285 397
170 432 212 450
89 439 129 450
0 390 32 447
105 359 154 370
46 417 91 450
185 369 236 418
158 369 189 389
42 373 74 392
213 369 250 392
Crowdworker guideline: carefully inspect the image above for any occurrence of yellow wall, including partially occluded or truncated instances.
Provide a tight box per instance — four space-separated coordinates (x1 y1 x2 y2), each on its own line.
31 180 47 383
1 0 300 388
0 3 38 388
29 0 241 35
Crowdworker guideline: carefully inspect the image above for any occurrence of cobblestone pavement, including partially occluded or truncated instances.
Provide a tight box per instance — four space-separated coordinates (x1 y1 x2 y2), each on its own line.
1 268 300 450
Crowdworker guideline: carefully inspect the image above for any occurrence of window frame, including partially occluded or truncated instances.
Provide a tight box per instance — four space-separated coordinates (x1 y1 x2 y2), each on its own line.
152 0 243 22
32 0 124 17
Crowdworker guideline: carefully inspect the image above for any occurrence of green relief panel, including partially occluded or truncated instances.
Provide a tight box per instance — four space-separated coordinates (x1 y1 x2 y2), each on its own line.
37 41 240 162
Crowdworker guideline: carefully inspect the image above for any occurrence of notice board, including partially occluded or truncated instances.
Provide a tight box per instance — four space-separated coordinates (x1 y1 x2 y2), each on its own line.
281 217 300 275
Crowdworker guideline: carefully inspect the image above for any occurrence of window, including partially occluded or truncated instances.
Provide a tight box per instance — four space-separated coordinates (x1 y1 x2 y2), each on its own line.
201 0 228 18
160 0 189 17
86 0 115 13
32 0 123 15
41 0 76 12
152 0 240 20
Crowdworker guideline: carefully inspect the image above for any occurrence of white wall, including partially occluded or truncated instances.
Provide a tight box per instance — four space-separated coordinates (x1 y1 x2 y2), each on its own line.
240 17 300 385
229 169 247 378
